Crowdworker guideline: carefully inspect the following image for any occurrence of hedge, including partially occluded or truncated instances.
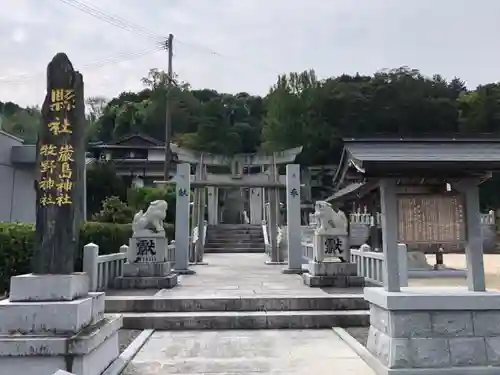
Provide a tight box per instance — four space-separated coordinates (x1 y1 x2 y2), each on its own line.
0 221 175 295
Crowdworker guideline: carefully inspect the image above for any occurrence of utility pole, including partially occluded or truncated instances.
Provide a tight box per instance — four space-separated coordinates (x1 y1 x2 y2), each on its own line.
163 33 174 182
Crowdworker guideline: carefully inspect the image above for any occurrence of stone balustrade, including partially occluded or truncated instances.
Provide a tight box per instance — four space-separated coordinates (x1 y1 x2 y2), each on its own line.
350 244 408 287
83 241 176 292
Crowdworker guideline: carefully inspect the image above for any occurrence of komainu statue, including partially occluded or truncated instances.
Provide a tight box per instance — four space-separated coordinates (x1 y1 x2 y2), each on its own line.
132 200 168 236
312 200 348 235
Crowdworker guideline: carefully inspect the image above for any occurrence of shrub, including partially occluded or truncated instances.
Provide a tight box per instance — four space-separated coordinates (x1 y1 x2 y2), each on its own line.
86 162 128 217
127 187 176 223
0 221 175 295
0 223 34 295
91 196 135 224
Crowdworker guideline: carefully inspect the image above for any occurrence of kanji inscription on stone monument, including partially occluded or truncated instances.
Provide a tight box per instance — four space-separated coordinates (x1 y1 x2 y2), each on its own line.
324 237 344 255
135 239 157 262
31 53 85 274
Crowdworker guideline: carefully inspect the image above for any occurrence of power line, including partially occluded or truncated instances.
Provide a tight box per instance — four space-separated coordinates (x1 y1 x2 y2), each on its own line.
57 0 279 74
0 46 163 84
176 38 281 75
56 0 166 43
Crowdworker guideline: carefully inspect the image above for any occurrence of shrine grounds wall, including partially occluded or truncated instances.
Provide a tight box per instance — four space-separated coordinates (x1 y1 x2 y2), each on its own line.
0 131 36 223
0 221 175 294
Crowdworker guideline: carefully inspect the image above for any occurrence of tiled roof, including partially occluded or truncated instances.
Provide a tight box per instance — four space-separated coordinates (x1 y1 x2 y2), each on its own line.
344 139 500 162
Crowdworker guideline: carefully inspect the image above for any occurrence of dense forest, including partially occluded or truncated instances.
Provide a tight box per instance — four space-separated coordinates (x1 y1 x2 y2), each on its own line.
2 66 500 207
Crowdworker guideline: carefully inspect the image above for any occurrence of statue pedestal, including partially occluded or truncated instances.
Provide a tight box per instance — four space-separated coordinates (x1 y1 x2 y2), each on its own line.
114 233 178 289
0 274 122 375
303 231 364 288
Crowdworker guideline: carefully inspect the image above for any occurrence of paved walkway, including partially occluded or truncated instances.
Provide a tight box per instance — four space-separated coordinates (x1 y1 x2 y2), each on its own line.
108 253 362 298
117 254 372 374
122 329 376 375
155 253 363 298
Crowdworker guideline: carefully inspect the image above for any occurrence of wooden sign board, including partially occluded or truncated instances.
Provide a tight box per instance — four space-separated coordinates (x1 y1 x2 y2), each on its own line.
397 194 465 246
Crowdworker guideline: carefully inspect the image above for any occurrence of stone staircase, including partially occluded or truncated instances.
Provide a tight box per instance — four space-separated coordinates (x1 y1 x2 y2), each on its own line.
105 295 369 330
204 224 265 253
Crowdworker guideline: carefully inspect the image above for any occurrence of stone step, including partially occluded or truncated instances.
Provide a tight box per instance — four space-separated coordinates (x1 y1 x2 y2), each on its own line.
206 239 264 243
207 234 263 237
206 238 263 243
105 295 368 313
209 225 262 229
117 310 369 330
204 238 261 243
204 242 265 248
206 235 263 240
204 247 266 253
207 231 263 236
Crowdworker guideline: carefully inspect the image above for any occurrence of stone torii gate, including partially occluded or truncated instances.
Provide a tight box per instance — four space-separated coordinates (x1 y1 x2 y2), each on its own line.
158 145 302 267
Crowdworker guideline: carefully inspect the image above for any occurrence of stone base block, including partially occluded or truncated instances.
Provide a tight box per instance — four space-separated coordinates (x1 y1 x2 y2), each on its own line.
123 261 172 277
265 260 287 265
364 287 500 374
0 315 122 375
302 273 364 287
282 268 303 274
308 261 357 277
114 273 178 289
0 292 104 335
173 268 196 275
9 273 89 302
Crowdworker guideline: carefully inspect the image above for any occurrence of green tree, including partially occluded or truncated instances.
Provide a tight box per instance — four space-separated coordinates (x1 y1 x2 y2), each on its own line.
86 162 128 217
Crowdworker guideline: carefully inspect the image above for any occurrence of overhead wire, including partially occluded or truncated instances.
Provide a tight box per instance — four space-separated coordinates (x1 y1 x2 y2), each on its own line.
0 46 163 85
56 0 279 74
55 0 166 43
1 0 280 86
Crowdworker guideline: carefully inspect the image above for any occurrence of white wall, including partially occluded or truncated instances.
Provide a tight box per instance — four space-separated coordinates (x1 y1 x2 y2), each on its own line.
0 131 36 223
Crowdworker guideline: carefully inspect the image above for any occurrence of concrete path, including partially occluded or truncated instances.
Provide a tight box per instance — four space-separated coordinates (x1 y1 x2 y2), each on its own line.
156 253 363 298
122 329 376 374
108 253 363 298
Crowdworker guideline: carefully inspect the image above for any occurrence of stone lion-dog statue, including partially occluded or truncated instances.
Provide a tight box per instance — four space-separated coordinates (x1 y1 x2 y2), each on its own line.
312 200 348 235
132 200 168 236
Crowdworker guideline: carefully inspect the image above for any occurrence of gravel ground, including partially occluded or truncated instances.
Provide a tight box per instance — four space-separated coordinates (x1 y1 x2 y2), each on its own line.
345 327 369 347
118 329 142 353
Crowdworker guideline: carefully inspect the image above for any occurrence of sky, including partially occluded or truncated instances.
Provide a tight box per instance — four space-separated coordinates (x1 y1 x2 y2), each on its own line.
1 0 500 107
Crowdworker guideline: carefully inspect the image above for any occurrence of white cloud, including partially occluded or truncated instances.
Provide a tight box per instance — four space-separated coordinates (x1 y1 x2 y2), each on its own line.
11 28 27 43
1 0 500 107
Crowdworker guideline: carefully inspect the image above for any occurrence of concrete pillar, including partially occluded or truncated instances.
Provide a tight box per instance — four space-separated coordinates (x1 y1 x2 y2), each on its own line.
379 178 401 292
284 164 301 273
207 186 218 225
196 187 206 263
249 188 263 224
268 188 280 262
195 164 206 263
174 163 194 274
462 179 486 291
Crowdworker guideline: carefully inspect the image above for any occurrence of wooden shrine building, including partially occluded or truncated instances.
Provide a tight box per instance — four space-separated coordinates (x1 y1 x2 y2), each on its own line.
329 137 500 292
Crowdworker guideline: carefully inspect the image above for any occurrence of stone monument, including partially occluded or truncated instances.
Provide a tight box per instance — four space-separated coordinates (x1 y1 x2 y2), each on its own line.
0 53 122 375
302 201 364 287
114 200 178 288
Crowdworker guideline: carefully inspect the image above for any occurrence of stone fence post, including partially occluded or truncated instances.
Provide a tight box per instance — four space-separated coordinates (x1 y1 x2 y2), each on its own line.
82 242 99 292
119 244 128 254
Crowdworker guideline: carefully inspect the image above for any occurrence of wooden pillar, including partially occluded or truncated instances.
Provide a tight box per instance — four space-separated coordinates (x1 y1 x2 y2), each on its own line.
379 178 401 292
